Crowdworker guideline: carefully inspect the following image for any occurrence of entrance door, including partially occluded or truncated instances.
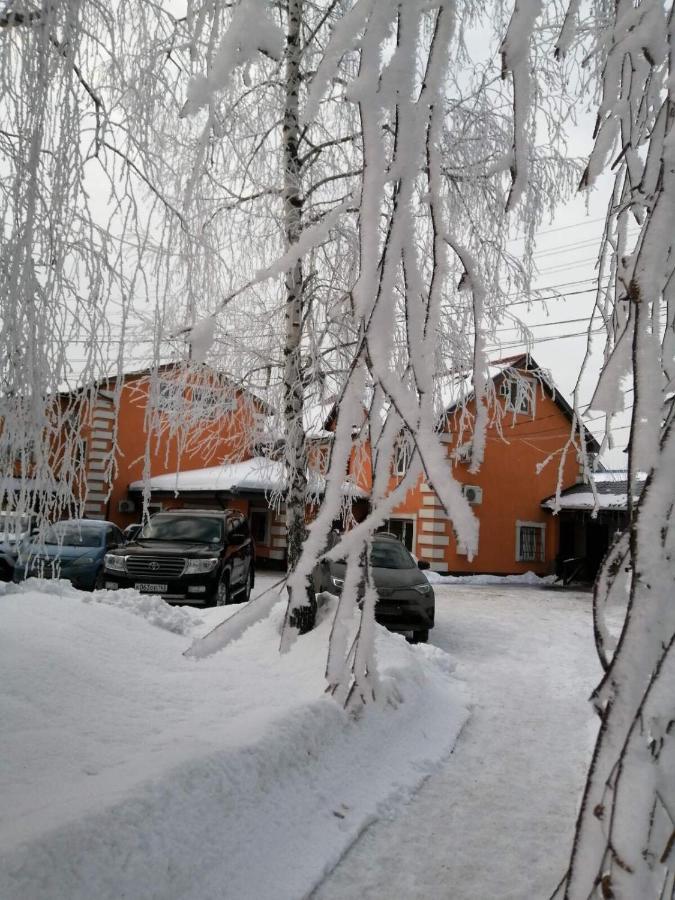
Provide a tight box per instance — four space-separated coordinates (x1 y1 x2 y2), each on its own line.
378 518 415 551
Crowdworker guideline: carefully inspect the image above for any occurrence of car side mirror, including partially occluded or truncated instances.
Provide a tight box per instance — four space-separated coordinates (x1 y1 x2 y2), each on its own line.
417 559 430 570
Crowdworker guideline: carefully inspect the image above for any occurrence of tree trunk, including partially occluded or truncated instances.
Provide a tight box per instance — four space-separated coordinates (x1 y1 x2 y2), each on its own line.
282 0 314 630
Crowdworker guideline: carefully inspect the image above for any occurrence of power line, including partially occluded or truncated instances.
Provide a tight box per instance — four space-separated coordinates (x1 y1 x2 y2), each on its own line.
529 232 639 260
536 254 603 275
508 216 608 242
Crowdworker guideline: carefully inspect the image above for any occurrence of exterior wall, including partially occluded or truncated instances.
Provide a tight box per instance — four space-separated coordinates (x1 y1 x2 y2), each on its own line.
388 388 581 575
75 371 262 527
76 363 584 575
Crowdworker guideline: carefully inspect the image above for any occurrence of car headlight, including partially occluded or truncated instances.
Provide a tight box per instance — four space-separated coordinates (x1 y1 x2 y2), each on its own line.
330 576 344 590
412 582 432 595
104 554 127 573
184 558 219 575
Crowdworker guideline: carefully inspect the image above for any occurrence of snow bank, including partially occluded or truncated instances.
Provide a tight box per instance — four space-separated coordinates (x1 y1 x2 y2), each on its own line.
424 569 556 586
0 581 467 900
2 577 200 635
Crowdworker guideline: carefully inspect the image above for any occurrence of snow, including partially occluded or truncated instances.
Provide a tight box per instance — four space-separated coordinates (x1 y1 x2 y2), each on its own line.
424 569 556 586
542 491 628 511
0 574 467 900
187 316 216 365
315 584 615 900
182 0 284 116
128 455 367 498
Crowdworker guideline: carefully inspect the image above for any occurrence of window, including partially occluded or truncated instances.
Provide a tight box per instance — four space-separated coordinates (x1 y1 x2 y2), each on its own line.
13 439 36 470
394 443 410 477
43 523 104 547
370 540 416 570
229 516 250 542
515 521 546 562
191 386 237 419
250 509 269 544
503 377 535 416
75 439 88 465
156 380 178 413
314 443 330 474
105 526 123 549
378 518 415 552
141 515 223 543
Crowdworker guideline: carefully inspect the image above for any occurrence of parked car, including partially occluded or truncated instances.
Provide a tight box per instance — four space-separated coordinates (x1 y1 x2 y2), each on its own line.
312 532 435 642
0 512 33 581
123 523 142 542
102 509 255 606
13 519 125 591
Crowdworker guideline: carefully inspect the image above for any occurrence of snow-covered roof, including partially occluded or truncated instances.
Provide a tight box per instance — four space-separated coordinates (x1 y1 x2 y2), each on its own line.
439 353 601 453
541 471 638 512
303 400 336 438
129 455 367 498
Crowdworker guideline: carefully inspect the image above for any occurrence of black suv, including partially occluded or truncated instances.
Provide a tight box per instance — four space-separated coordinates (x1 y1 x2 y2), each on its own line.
103 509 255 606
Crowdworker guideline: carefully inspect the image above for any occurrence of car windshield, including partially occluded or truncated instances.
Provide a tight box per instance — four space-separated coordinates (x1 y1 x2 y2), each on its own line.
140 516 222 543
42 524 103 547
370 541 416 569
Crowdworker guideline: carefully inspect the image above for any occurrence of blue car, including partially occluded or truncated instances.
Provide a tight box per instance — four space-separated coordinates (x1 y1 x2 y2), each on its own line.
13 519 125 591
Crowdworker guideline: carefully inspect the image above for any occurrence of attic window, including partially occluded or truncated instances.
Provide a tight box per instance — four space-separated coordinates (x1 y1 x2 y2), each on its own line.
191 386 237 418
394 443 410 477
503 377 535 416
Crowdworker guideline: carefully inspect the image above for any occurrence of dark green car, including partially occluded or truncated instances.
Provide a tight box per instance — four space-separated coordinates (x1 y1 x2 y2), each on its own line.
312 532 435 643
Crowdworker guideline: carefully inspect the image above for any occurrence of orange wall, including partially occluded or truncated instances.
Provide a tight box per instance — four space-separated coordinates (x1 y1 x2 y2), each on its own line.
387 390 581 574
76 372 262 527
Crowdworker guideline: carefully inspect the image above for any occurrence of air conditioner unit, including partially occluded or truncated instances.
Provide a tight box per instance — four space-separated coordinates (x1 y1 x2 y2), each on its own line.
462 484 483 505
118 499 136 514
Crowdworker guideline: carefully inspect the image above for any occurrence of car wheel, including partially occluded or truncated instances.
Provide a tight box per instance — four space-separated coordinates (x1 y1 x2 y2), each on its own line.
216 573 231 606
242 568 253 603
0 561 12 582
93 571 106 591
411 629 429 644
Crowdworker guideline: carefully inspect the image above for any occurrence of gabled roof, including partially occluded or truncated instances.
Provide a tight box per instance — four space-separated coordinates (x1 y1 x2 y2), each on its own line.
441 353 600 453
58 363 272 413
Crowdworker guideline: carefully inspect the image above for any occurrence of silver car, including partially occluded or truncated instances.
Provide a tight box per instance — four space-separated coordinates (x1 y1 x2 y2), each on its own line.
312 532 435 642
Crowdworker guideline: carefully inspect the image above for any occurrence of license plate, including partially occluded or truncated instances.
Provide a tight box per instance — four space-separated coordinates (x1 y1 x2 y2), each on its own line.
134 583 168 593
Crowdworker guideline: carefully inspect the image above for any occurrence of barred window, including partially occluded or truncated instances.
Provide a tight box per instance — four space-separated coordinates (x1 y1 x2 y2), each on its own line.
516 522 545 562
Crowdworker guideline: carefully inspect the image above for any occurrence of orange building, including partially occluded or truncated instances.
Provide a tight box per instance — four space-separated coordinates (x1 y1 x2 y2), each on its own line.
124 354 598 575
54 364 267 527
382 355 599 575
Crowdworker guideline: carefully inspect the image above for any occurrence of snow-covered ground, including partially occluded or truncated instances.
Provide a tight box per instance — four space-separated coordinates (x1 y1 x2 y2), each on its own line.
0 574 467 900
313 584 609 900
1 574 614 900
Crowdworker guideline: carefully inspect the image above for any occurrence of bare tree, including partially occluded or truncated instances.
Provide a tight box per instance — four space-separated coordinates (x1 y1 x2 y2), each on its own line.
0 0 188 523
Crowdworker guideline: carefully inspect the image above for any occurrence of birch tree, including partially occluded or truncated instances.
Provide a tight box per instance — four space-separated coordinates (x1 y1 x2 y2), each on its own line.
0 0 186 523
553 2 675 897
2 1 581 703
160 0 580 697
